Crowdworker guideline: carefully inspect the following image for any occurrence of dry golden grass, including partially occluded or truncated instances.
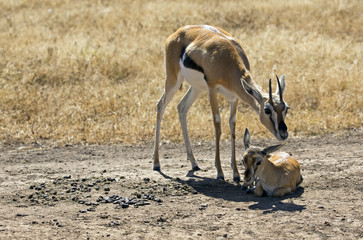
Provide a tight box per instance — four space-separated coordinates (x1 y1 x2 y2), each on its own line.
0 0 362 145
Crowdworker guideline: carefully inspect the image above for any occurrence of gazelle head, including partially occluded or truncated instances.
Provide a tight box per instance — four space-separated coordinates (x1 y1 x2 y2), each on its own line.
242 74 289 141
242 128 285 185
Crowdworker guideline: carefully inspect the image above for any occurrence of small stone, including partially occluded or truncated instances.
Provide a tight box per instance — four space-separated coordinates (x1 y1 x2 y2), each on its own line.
143 178 150 183
63 175 71 179
104 187 110 192
324 221 331 227
135 201 145 207
110 221 120 226
79 210 86 213
128 199 138 205
56 222 64 227
121 203 129 208
107 177 116 182
157 217 167 223
199 204 208 210
155 198 163 203
96 196 104 202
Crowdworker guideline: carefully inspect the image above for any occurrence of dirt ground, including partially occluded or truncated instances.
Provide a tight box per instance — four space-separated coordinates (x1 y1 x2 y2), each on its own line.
0 130 362 239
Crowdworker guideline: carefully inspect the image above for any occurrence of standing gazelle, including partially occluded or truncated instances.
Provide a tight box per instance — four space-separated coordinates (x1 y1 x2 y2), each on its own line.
153 25 289 181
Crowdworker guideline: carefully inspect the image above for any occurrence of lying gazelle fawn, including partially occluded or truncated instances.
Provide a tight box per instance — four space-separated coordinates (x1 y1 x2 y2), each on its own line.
153 25 290 181
242 128 302 197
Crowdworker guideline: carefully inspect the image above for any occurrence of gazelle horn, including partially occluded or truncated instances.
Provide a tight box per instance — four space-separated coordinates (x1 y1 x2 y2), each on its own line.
269 78 273 103
276 74 283 101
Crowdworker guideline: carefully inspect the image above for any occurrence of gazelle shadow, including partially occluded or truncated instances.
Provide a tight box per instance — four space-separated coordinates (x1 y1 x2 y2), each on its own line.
158 169 305 213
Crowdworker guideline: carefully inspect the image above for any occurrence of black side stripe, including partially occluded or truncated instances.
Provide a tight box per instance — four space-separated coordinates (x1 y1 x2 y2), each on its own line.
180 47 207 80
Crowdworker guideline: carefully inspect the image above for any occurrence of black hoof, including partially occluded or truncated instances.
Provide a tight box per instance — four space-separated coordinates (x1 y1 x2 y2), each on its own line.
153 166 161 171
233 176 241 183
217 176 225 181
193 166 201 171
246 187 255 194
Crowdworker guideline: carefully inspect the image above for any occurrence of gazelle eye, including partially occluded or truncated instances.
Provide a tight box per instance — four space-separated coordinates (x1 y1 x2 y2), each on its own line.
264 108 272 114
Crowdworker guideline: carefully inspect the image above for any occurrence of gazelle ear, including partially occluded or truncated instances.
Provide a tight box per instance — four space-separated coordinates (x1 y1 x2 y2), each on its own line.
262 143 285 155
242 80 263 103
275 74 286 97
243 128 251 150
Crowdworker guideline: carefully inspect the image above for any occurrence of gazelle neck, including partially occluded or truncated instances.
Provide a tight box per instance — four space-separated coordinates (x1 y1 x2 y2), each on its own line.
241 75 265 114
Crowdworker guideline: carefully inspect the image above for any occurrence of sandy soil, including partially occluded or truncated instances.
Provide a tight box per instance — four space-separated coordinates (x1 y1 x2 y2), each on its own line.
0 130 362 239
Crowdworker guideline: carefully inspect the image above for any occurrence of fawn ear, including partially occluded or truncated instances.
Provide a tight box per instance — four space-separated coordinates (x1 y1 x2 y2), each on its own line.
262 144 285 155
243 128 251 150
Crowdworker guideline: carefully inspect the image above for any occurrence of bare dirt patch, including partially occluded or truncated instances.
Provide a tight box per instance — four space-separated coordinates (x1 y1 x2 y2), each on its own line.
0 130 362 239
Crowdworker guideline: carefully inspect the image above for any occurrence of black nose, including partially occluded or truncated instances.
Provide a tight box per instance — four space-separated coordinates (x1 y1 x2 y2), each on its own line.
244 169 251 178
278 121 288 139
278 121 287 132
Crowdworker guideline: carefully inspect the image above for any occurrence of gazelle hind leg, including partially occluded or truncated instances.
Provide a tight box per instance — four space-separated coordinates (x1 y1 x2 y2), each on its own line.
177 86 202 170
229 100 240 182
153 75 182 171
208 87 224 180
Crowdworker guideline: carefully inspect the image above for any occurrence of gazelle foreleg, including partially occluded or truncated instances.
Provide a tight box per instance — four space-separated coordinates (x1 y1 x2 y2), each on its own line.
229 100 240 182
177 86 202 170
208 87 224 180
153 75 182 171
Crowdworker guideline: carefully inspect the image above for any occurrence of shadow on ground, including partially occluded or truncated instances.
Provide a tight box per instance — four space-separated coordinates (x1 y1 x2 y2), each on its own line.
158 169 306 214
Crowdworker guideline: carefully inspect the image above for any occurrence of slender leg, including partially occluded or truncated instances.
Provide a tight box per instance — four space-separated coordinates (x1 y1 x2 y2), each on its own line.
208 88 224 180
229 100 240 182
177 86 202 170
153 75 182 171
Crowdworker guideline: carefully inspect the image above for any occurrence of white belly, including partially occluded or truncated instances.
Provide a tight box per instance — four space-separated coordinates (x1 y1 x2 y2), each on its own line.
217 85 238 102
179 60 237 102
179 60 207 91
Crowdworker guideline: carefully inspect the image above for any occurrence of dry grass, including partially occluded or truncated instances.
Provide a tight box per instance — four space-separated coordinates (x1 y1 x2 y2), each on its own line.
0 0 362 146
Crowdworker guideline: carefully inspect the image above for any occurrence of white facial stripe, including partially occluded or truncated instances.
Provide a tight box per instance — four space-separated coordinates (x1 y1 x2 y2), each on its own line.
271 109 279 133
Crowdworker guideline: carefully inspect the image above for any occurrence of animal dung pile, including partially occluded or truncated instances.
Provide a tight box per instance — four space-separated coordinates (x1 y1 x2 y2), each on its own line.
24 175 164 213
19 175 197 213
